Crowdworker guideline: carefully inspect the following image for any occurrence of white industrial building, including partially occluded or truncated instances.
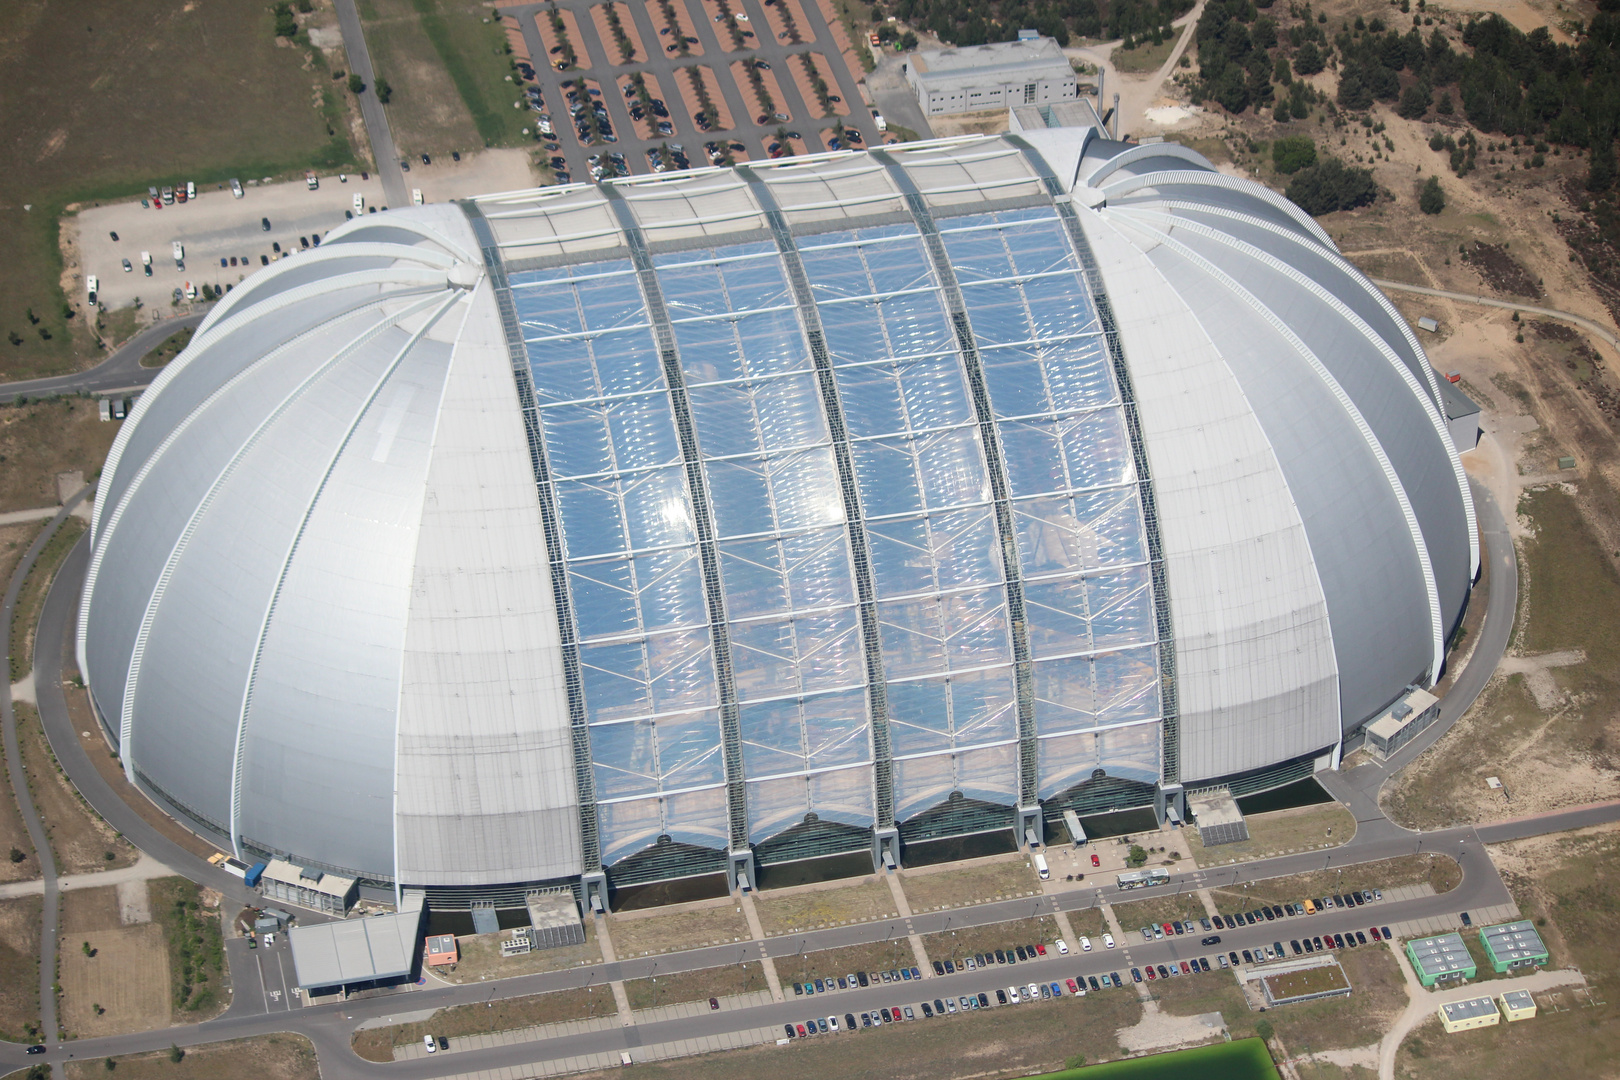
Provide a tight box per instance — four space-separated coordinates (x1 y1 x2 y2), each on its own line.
905 35 1079 116
80 126 1476 912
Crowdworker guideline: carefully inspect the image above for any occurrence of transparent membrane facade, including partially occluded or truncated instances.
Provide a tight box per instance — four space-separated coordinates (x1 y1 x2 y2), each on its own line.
933 207 1162 793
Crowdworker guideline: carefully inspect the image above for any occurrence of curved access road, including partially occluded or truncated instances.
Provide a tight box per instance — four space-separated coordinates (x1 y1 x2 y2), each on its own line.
1372 277 1620 354
1316 478 1517 834
0 485 95 1042
0 312 205 404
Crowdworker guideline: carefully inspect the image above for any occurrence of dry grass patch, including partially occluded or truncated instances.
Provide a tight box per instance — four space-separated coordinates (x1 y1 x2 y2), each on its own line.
1187 802 1355 866
1112 35 1178 73
626 962 766 1009
11 515 86 681
64 1033 318 1080
59 922 169 1037
0 897 41 1042
899 857 1038 912
363 0 480 156
1208 854 1462 918
753 878 896 935
436 920 602 984
921 915 1058 965
351 988 609 1062
1112 892 1208 931
576 981 1143 1080
608 902 750 957
1065 906 1107 939
15 704 135 875
775 938 919 985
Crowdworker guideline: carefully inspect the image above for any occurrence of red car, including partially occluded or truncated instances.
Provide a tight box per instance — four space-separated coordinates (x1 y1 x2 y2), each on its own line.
1369 926 1382 941
1035 944 1046 956
1180 961 1191 974
1091 852 1100 867
1145 966 1157 980
1066 978 1079 994
796 1024 807 1037
1162 923 1175 936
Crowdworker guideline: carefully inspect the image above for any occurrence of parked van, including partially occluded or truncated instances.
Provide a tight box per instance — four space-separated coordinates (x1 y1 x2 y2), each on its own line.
1033 852 1049 880
172 241 185 266
353 193 365 213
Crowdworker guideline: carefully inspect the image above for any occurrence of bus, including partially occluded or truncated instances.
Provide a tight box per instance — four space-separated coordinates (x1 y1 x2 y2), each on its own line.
1116 868 1170 890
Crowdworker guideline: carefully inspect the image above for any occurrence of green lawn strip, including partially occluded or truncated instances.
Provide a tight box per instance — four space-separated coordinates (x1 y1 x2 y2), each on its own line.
408 0 528 147
148 878 225 1016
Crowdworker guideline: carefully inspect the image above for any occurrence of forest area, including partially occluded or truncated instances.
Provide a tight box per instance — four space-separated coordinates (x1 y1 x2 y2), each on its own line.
883 0 1195 47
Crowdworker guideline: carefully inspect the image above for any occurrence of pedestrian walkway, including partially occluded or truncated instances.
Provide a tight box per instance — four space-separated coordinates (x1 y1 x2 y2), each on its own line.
391 1013 620 1060
0 852 173 899
737 891 786 1001
590 914 634 1025
417 1022 788 1078
883 871 933 975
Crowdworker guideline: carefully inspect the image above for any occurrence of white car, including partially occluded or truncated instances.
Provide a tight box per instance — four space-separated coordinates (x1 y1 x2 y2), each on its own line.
1103 933 1116 949
1007 985 1021 1003
827 1016 838 1031
1079 936 1091 952
230 178 243 198
264 932 275 946
1027 983 1040 1001
1056 939 1069 955
424 1035 436 1054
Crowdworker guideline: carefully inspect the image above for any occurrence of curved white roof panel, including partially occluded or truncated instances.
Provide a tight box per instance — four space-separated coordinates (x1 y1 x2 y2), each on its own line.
81 135 1472 890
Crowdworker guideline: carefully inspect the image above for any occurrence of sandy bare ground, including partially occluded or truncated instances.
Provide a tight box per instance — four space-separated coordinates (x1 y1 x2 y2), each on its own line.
1115 999 1227 1053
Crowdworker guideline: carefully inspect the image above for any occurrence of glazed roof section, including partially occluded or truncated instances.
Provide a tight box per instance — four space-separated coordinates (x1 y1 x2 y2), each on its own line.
481 138 1163 865
469 138 1049 262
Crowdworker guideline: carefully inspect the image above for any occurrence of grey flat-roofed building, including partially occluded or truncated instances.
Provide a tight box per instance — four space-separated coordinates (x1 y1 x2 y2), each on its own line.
907 37 1078 115
1479 920 1548 971
1365 688 1440 760
259 859 357 916
289 911 421 991
80 126 1475 908
1408 932 1476 986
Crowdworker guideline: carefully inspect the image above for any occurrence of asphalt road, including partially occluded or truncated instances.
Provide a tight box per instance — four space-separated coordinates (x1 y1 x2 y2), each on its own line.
504 0 881 184
335 0 409 209
0 491 92 1042
0 313 205 404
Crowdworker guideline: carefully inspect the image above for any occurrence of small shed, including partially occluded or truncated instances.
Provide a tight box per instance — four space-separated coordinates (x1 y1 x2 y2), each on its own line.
1500 989 1537 1021
424 933 459 967
1439 995 1500 1033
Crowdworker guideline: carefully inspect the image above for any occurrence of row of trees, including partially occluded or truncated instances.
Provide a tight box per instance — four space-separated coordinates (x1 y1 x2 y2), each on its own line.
880 0 1192 48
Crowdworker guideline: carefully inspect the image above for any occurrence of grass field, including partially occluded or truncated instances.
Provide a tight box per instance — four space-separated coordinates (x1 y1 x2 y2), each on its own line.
754 879 897 936
1112 892 1207 932
140 326 194 368
1208 854 1461 920
363 0 532 155
0 0 360 382
11 515 86 681
775 938 918 987
920 916 1059 967
1111 35 1177 73
59 884 170 1038
899 857 1038 912
15 703 136 875
0 896 42 1042
1386 486 1620 830
351 988 607 1062
148 877 226 1019
64 1034 318 1080
434 920 602 983
0 399 117 513
626 962 765 1009
1187 803 1355 866
608 902 750 957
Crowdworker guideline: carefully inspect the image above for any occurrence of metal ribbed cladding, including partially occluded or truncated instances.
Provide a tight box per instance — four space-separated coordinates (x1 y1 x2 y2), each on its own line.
1003 136 1182 786
734 165 896 830
871 150 1040 810
461 203 603 874
598 189 751 854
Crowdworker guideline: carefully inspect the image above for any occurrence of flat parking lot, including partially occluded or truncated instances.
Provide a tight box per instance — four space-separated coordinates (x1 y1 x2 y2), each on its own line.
77 151 537 313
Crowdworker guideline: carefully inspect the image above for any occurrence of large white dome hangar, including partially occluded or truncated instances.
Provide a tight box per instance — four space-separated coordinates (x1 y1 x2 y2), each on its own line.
78 128 1477 909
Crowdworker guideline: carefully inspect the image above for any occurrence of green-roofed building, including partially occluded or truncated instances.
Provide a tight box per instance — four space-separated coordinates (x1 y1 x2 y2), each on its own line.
1407 932 1476 987
1479 921 1549 973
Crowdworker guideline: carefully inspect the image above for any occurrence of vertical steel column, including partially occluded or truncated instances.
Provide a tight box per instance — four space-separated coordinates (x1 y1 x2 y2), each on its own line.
871 151 1042 817
461 204 604 876
734 166 896 839
1001 137 1182 787
598 190 751 858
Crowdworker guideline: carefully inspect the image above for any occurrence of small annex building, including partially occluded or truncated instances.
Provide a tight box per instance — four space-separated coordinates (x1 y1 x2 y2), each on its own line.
905 35 1078 116
1478 920 1548 973
424 933 459 967
1499 989 1537 1020
289 891 426 994
1364 688 1441 760
1407 932 1475 987
1438 995 1500 1033
258 859 357 916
